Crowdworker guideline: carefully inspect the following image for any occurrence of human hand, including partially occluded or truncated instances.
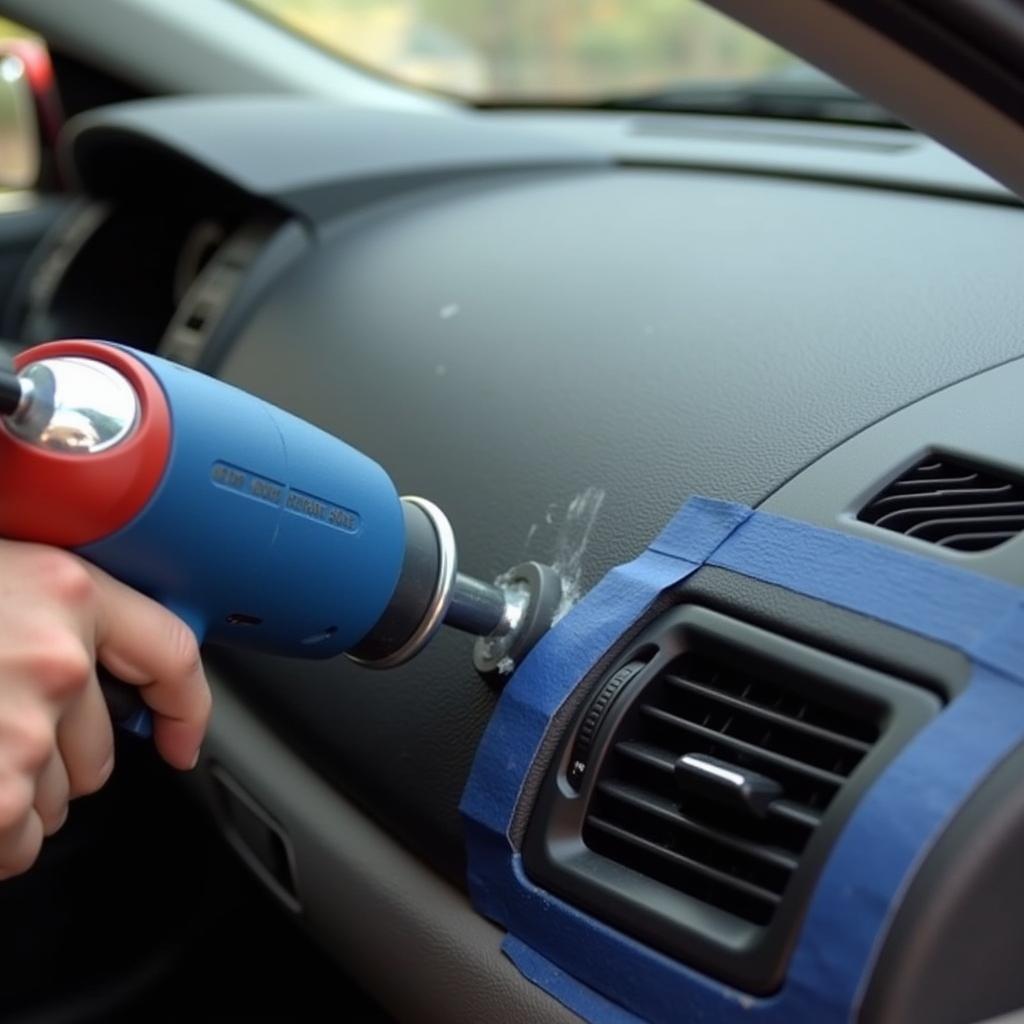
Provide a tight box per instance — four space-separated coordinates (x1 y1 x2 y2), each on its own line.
0 541 211 878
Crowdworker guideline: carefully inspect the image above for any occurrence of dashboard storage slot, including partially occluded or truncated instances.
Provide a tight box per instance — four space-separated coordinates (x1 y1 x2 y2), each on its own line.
858 453 1024 551
523 605 941 994
211 764 300 913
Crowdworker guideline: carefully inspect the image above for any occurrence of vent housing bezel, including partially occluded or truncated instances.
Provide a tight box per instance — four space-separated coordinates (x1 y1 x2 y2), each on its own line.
522 605 941 995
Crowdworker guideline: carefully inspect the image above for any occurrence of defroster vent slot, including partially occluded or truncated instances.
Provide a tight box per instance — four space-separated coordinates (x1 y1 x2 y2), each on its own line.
858 453 1024 551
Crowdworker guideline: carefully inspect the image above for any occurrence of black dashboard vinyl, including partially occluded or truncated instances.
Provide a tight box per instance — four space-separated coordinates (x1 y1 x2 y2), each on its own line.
201 160 1024 877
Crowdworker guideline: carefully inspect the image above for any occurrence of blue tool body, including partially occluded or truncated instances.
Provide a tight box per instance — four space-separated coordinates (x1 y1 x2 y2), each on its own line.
72 351 406 737
3 339 528 738
3 340 535 735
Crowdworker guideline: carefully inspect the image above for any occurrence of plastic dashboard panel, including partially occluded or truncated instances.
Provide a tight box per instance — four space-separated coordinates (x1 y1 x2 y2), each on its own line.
43 99 1024 1022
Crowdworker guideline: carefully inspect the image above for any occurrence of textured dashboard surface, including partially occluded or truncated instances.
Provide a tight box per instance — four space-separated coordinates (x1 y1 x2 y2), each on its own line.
194 678 585 1024
211 164 1024 877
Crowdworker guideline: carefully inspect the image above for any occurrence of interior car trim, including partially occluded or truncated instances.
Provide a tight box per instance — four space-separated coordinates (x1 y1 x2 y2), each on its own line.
859 742 1024 1024
157 214 299 368
828 0 1024 135
210 762 302 914
5 199 110 338
708 0 1024 199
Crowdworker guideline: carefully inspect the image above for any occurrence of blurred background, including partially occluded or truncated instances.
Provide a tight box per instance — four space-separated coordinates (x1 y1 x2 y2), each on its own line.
238 0 798 102
0 17 30 41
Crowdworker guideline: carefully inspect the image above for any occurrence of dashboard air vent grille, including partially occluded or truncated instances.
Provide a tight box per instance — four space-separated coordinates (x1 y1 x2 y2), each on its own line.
524 606 943 992
858 454 1024 552
583 650 880 926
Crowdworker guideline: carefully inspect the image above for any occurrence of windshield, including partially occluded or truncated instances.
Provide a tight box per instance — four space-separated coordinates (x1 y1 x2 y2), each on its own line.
238 0 892 121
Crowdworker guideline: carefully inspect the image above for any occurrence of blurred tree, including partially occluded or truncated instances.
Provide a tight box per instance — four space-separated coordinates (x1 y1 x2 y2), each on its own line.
245 0 796 100
416 0 790 96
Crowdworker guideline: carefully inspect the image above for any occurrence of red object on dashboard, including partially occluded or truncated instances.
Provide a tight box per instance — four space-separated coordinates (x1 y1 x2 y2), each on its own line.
0 340 171 548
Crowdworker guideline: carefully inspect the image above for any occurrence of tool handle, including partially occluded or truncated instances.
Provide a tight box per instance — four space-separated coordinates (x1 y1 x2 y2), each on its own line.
99 602 204 739
99 668 152 738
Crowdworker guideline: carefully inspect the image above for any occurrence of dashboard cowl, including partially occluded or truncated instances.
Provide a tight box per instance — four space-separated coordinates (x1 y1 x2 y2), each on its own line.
60 97 611 223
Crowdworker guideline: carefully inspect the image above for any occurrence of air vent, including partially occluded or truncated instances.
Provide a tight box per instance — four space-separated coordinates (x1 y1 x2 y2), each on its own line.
158 217 281 368
522 606 941 994
858 454 1024 552
583 649 877 928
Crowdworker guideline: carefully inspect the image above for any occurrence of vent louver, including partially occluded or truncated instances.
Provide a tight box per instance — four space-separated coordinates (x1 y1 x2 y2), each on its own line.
583 650 879 927
858 454 1024 552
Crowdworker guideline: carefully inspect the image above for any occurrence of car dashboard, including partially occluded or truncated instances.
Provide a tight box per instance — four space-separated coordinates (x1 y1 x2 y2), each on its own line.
6 94 1024 1024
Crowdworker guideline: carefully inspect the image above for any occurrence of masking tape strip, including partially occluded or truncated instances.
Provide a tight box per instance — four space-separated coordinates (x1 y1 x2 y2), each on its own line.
460 498 1024 1024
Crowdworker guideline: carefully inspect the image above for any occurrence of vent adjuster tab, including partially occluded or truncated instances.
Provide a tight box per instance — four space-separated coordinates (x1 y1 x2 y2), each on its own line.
674 753 782 818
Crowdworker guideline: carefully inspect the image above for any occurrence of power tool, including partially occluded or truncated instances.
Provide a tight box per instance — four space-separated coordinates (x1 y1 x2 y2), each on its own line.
0 339 562 735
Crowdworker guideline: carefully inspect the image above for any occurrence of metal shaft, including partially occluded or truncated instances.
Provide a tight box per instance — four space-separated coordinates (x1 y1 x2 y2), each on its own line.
445 573 509 637
0 367 22 416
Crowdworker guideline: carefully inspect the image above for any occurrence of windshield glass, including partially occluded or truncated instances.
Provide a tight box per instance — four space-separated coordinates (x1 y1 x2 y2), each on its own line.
239 0 879 117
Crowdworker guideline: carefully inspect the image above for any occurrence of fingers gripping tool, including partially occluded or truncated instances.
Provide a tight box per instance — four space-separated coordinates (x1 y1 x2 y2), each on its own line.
0 340 562 736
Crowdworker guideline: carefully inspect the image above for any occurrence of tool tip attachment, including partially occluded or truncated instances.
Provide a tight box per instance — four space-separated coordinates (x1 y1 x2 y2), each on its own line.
472 561 563 678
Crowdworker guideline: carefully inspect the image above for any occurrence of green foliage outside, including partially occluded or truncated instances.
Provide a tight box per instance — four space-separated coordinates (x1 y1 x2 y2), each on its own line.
242 0 797 101
0 18 33 39
0 17 39 192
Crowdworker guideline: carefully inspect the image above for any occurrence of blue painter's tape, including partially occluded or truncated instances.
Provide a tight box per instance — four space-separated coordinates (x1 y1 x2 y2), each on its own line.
706 510 1019 665
504 935 647 1024
116 707 154 739
459 497 1024 1024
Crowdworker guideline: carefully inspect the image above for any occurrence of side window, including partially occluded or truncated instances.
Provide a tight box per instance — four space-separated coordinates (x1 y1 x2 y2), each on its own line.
0 18 57 195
